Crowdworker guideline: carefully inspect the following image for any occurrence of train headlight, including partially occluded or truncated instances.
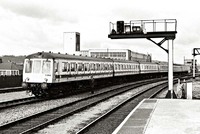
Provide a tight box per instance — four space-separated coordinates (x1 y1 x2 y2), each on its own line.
25 77 30 82
22 82 28 89
44 78 48 82
41 83 48 90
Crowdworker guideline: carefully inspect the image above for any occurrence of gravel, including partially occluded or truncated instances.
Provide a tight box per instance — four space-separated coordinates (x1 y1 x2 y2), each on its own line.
0 91 31 103
0 83 129 126
3 78 199 133
36 81 166 134
0 94 82 126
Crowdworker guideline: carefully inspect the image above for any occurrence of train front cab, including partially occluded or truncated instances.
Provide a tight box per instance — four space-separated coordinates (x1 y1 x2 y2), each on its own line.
22 58 54 96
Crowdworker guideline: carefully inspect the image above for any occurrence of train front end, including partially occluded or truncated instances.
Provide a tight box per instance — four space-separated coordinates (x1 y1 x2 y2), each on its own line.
22 57 53 97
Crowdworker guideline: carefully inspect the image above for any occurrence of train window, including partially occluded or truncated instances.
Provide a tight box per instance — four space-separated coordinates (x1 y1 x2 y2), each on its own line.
96 63 100 70
125 65 127 69
114 64 117 70
2 71 6 75
71 62 76 71
11 71 14 75
15 71 18 75
104 64 108 70
95 63 98 70
108 64 111 70
67 63 70 71
33 60 41 73
78 63 84 71
42 60 51 74
61 62 68 72
90 63 95 71
84 63 89 71
100 63 104 70
25 60 32 73
110 64 113 70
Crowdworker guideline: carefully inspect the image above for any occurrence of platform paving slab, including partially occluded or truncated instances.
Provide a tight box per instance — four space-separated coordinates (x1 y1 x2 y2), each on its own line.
113 99 200 134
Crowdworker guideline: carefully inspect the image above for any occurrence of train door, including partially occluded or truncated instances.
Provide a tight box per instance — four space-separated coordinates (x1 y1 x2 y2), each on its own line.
53 60 59 82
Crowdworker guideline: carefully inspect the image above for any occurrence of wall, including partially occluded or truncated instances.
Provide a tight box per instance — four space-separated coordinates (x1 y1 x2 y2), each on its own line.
0 75 22 88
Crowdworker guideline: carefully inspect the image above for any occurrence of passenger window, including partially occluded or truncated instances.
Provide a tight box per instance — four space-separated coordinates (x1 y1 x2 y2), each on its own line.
96 63 100 70
62 62 67 72
84 63 89 71
101 64 104 70
71 63 76 71
114 64 117 70
78 63 84 71
90 63 95 71
105 64 108 70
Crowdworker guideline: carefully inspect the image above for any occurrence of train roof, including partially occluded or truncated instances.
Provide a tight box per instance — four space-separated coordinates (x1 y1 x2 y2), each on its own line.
138 61 159 65
26 52 113 62
112 59 139 64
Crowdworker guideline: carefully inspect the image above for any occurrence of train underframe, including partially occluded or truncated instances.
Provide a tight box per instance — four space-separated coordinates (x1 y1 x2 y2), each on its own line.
25 71 188 98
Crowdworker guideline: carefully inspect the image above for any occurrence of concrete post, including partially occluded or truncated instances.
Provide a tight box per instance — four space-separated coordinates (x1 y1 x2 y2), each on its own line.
168 40 174 99
193 55 195 79
186 82 193 99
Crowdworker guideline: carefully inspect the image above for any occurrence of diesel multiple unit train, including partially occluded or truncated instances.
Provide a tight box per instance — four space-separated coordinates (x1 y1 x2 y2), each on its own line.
22 52 190 97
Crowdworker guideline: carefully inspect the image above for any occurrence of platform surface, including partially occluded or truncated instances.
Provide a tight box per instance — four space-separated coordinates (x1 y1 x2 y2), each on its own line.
113 99 200 134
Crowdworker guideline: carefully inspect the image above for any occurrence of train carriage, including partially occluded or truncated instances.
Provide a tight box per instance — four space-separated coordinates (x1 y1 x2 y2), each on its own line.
139 61 159 74
22 51 190 98
22 52 114 97
113 59 140 76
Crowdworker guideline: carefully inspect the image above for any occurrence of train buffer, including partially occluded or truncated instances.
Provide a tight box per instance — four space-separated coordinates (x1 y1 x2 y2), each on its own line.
113 99 200 134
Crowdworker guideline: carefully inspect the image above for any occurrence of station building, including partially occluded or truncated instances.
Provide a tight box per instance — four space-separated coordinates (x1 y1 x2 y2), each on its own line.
63 32 152 62
79 49 152 62
0 62 22 76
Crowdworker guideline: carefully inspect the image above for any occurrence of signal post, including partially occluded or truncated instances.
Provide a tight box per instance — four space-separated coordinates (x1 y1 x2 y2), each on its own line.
192 48 200 78
108 19 177 98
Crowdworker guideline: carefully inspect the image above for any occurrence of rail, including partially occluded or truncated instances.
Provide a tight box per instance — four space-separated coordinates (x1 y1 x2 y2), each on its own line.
109 19 177 34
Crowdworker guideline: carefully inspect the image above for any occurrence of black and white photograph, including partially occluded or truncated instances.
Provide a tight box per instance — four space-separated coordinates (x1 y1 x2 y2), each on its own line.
0 0 200 133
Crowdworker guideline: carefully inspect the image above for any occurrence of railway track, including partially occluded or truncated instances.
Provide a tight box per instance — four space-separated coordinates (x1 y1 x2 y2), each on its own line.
0 87 24 93
76 81 168 134
0 97 38 109
76 77 193 134
0 78 166 134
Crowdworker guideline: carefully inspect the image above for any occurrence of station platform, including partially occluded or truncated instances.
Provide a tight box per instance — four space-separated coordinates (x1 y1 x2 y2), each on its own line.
113 99 200 134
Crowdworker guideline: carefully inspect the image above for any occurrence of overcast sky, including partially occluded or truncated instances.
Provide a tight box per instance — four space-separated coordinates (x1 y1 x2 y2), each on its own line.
0 0 200 64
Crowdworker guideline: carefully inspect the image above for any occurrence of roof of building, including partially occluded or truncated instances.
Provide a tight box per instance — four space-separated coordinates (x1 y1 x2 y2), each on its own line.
0 62 22 70
0 55 25 64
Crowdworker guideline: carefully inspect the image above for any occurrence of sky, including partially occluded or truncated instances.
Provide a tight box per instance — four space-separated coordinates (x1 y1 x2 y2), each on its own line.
0 0 200 64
